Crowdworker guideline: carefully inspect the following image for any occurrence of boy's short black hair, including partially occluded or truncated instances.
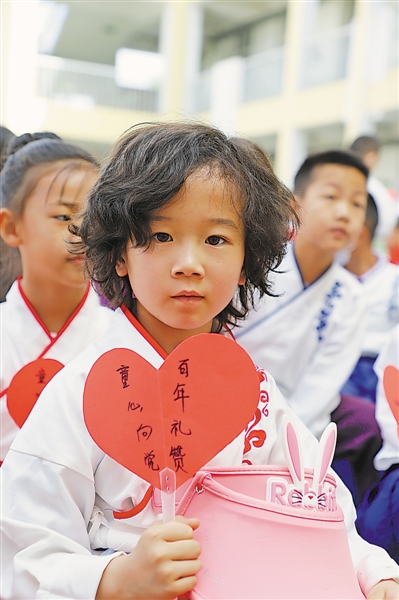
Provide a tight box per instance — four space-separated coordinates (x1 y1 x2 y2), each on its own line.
350 136 379 157
365 193 379 240
76 122 299 328
294 150 369 196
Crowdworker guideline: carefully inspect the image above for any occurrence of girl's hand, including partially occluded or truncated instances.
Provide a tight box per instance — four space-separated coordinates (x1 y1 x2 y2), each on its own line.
96 516 201 600
367 579 399 600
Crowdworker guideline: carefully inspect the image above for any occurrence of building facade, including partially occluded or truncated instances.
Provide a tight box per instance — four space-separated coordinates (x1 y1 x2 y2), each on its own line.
1 0 398 188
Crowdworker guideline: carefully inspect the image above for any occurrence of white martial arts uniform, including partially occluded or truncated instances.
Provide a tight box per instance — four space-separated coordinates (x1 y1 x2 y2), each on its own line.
373 324 399 472
0 279 111 461
340 254 399 402
235 243 368 439
1 307 398 599
368 176 398 241
356 253 399 358
355 325 399 561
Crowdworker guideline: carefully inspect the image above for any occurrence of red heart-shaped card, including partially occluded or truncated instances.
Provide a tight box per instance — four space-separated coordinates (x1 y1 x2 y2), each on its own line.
383 365 399 436
83 334 260 488
7 358 64 427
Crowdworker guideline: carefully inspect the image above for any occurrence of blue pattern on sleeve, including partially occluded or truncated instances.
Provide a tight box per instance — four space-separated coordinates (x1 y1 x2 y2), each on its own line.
316 281 342 342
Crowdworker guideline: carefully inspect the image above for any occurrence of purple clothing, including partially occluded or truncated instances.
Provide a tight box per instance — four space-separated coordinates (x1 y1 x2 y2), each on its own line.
331 394 383 505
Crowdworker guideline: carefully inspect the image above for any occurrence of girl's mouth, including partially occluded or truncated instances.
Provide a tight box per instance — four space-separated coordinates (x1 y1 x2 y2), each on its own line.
172 291 203 301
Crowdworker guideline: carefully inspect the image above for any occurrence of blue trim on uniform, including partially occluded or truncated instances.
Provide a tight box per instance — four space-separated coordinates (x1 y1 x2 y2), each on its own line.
235 245 335 339
356 464 399 563
292 247 307 289
315 280 342 341
292 244 333 290
235 287 306 338
341 356 378 403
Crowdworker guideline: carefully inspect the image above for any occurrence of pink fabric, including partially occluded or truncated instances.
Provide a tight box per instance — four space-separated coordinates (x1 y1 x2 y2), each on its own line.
177 466 364 599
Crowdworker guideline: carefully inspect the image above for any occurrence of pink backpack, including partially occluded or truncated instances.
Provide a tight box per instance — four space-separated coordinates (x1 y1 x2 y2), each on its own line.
175 419 364 599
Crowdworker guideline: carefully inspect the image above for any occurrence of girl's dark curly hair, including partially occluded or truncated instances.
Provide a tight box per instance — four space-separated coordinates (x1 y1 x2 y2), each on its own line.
76 121 299 327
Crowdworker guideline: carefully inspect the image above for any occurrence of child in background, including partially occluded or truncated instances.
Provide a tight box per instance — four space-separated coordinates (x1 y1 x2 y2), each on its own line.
388 213 399 265
349 136 398 244
356 324 399 563
0 125 15 167
0 132 111 462
236 150 382 503
1 124 398 600
0 125 21 301
0 232 21 302
342 193 399 402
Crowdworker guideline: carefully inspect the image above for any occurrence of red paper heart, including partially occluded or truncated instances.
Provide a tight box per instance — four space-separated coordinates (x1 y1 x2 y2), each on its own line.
83 334 260 488
383 365 399 436
7 358 64 427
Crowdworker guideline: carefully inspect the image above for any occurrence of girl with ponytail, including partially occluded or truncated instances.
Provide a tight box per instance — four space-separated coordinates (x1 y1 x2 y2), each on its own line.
0 132 111 461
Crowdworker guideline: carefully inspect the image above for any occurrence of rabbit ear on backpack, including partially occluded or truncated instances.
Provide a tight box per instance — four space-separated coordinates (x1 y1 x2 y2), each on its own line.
283 417 304 487
312 422 337 493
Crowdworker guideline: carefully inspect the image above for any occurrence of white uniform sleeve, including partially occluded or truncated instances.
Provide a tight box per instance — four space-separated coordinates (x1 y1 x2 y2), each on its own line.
287 291 368 438
0 348 127 600
1 452 124 599
373 324 399 471
337 478 399 595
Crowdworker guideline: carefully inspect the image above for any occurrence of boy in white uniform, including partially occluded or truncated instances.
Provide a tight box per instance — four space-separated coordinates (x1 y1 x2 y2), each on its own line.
342 193 399 402
0 133 111 461
356 325 399 562
1 125 398 600
236 150 382 502
349 136 398 243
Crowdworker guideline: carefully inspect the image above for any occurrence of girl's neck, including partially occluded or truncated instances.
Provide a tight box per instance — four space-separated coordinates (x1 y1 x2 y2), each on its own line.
20 276 88 333
293 238 334 287
135 301 215 355
145 320 214 355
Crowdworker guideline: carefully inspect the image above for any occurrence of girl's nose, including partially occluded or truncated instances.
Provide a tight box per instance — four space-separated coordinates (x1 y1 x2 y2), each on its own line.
171 244 205 277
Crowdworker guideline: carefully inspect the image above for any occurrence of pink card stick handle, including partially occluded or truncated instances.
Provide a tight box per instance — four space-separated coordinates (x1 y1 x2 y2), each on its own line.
160 469 178 600
160 467 176 523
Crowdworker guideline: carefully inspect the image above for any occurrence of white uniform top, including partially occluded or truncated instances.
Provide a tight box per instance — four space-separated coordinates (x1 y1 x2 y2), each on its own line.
355 253 399 357
368 175 398 240
0 279 111 460
1 307 397 599
235 244 367 439
373 324 399 472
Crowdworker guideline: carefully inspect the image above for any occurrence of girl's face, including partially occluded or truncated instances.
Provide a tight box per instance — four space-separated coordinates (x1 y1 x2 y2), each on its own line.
14 162 97 291
116 171 246 353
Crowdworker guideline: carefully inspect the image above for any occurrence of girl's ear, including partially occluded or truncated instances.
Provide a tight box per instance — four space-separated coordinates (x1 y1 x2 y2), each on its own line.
238 269 246 286
0 209 22 248
115 255 128 277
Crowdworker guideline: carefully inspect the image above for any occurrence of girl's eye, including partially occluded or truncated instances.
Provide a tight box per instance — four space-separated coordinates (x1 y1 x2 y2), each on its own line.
54 215 71 222
153 232 172 243
206 235 225 246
